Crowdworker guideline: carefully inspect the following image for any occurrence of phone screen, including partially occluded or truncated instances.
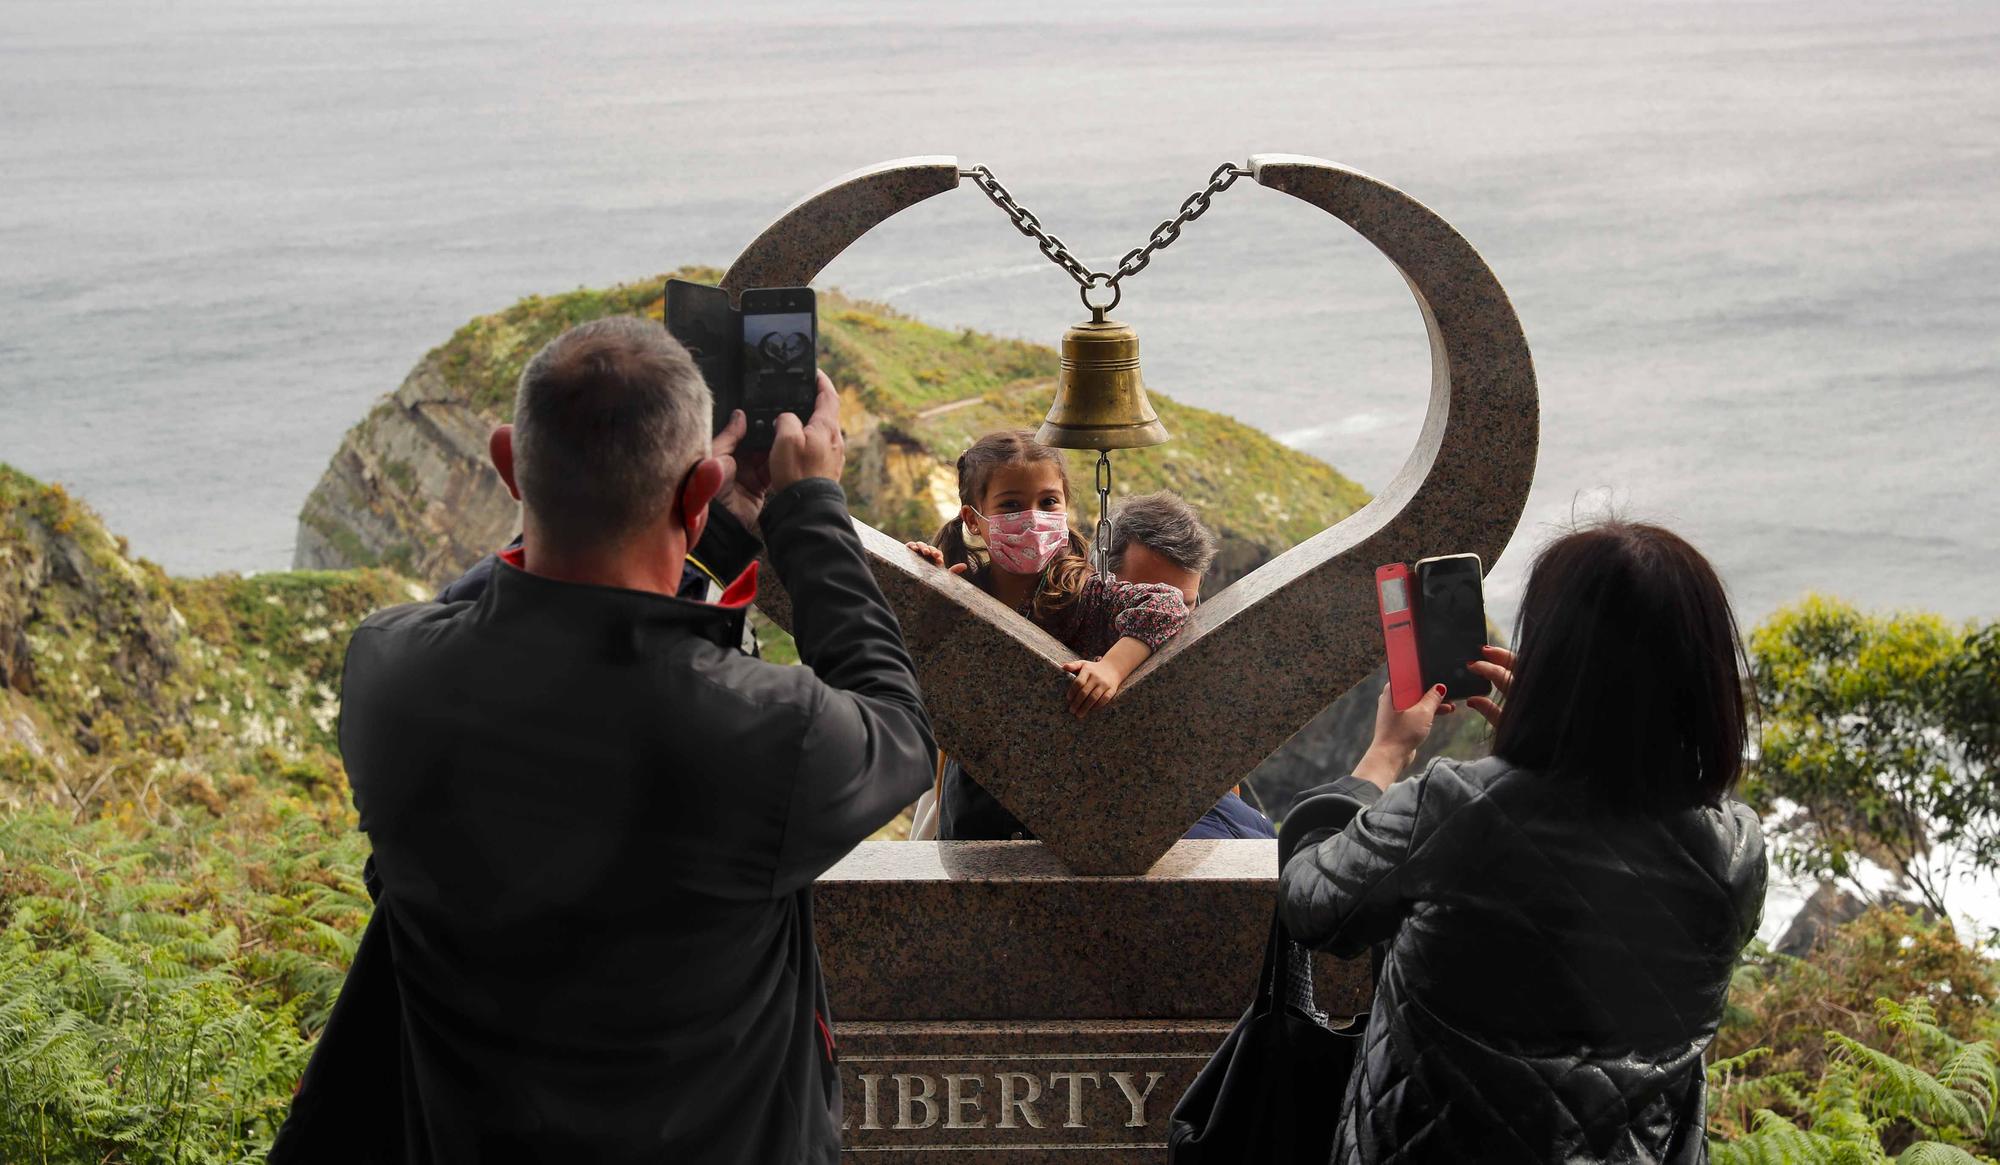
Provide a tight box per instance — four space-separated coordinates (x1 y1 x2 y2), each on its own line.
1416 557 1490 699
741 311 815 409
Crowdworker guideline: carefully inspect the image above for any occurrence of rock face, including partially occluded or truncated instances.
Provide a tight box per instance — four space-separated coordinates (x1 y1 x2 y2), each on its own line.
0 463 417 814
294 349 519 585
0 470 186 775
1774 883 1872 957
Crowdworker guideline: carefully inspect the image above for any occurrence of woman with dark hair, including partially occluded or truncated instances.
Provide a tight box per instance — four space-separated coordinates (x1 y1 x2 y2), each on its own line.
1280 520 1767 1164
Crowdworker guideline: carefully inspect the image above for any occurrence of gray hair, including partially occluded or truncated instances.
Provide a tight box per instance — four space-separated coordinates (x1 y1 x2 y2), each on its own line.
513 316 712 554
1109 491 1218 574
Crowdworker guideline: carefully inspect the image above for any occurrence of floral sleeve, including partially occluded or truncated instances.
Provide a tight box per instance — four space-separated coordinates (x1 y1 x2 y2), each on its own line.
1095 575 1189 652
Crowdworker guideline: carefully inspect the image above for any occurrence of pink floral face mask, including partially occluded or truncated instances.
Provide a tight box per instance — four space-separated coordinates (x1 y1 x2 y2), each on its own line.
977 508 1071 575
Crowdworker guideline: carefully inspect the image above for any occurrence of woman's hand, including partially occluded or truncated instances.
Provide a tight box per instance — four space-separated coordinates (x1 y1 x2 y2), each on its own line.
1354 681 1453 791
905 541 968 575
1061 636 1153 719
1465 644 1515 729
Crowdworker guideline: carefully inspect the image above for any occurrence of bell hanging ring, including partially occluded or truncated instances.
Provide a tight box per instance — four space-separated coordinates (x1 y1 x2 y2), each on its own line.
1036 276 1170 452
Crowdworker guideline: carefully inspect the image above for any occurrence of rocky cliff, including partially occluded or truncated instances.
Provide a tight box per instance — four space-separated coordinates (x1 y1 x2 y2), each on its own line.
0 465 418 817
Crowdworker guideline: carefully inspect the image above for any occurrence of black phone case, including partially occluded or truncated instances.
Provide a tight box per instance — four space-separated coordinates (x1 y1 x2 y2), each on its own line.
1414 557 1492 701
664 278 742 439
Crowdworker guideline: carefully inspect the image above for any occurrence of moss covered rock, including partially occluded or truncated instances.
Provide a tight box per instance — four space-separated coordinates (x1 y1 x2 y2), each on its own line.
0 464 418 820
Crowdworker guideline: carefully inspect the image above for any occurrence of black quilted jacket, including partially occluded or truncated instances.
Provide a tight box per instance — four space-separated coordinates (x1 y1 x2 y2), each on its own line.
1280 757 1765 1165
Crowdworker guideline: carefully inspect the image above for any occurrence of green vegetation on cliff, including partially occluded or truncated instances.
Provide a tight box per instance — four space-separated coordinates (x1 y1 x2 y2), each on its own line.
433 267 1054 423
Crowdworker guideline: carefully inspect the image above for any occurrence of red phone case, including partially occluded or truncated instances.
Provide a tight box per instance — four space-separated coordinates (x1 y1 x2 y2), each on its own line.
1376 562 1424 710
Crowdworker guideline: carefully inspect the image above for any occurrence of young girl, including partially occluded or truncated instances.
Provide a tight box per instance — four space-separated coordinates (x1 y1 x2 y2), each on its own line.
905 430 1190 839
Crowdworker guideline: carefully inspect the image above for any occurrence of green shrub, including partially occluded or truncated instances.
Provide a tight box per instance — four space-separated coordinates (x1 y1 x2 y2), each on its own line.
0 937 312 1165
0 801 363 1162
1748 597 2000 917
1717 910 1999 1081
1710 997 1998 1163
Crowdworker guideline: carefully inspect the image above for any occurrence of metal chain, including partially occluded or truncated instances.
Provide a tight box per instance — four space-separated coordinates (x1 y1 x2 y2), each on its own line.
962 161 1253 314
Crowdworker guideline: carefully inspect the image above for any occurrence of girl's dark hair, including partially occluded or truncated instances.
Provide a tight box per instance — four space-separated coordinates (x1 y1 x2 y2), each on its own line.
1491 520 1750 814
932 430 1092 621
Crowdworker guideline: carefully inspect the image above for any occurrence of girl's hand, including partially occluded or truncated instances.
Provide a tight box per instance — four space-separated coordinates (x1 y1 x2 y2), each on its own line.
1061 658 1123 718
1465 644 1514 729
1354 682 1453 791
1060 636 1154 719
904 541 968 575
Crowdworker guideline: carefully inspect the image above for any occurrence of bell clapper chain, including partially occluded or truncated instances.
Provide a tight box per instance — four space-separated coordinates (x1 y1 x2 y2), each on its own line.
1079 278 1122 574
1094 449 1115 577
963 161 1251 574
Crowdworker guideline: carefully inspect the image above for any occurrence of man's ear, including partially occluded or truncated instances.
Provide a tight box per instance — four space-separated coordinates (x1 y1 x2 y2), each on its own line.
679 458 726 548
490 425 522 501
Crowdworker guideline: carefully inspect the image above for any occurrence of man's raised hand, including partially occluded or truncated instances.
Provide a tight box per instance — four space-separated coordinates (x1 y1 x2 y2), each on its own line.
710 408 773 533
770 370 846 492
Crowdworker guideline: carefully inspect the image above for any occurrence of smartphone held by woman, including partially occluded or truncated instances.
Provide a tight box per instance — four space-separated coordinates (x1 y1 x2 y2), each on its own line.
1374 553 1491 709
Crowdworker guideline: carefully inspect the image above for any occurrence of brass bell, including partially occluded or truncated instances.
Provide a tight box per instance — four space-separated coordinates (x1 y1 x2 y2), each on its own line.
1036 314 1170 452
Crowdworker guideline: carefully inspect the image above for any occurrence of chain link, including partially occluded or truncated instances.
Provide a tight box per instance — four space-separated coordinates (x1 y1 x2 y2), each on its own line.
963 161 1252 313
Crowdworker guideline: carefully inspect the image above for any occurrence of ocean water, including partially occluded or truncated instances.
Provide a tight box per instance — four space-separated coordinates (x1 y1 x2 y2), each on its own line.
3 0 1996 633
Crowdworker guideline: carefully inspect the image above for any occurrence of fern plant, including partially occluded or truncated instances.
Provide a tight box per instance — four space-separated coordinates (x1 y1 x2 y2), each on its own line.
1711 996 1999 1164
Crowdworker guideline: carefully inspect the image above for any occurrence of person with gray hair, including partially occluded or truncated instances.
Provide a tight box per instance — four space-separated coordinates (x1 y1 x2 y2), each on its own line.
1112 491 1275 840
1108 489 1220 604
272 316 935 1165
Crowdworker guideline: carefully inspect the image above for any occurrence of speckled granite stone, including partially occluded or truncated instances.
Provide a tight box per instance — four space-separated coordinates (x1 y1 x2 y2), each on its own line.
815 840 1371 1022
733 154 1539 874
720 156 963 301
833 1020 1257 1162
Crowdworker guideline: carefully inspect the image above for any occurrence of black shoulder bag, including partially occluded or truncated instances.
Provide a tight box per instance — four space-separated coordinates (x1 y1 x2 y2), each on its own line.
1168 791 1371 1164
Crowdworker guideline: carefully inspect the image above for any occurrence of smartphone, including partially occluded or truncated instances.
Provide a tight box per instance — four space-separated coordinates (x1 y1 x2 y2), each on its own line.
1414 553 1491 701
664 277 741 438
737 286 818 452
1375 562 1426 711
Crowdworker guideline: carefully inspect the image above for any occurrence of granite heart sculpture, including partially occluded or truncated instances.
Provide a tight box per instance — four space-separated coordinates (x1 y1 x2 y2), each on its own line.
729 155 1539 875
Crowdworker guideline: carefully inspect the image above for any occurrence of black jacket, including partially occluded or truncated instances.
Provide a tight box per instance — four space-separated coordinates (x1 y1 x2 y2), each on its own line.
1281 758 1765 1165
270 480 934 1165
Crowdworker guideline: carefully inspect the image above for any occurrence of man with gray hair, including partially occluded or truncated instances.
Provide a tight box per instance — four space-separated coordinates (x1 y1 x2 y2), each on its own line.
1112 491 1275 841
273 316 935 1164
1108 489 1220 607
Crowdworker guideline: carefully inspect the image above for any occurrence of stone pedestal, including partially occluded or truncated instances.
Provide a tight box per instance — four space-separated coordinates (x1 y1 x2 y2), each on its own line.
816 840 1371 1161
